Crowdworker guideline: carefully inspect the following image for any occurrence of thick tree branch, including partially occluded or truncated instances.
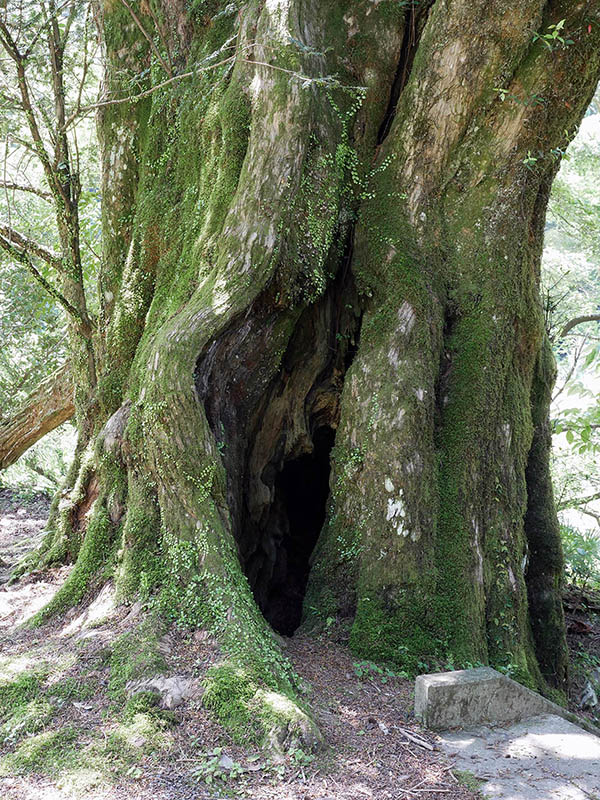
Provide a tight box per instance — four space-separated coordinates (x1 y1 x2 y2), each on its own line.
560 314 600 337
0 362 74 471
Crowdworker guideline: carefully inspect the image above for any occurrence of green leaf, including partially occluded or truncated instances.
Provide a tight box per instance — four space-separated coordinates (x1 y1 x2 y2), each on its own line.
581 427 591 442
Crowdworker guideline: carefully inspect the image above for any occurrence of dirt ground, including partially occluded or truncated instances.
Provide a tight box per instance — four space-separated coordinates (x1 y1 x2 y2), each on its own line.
0 489 50 585
2 490 596 800
0 490 482 800
564 584 600 724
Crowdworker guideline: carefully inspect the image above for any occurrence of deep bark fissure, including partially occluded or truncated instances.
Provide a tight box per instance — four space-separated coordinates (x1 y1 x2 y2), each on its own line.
376 0 433 146
524 340 569 689
433 299 458 441
24 2 600 737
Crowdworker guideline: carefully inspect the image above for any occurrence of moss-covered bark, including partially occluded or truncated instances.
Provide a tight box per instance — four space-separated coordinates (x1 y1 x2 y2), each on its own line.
28 0 600 738
308 0 600 695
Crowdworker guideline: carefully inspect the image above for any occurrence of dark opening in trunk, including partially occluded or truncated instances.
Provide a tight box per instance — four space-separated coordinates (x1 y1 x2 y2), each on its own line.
250 425 334 636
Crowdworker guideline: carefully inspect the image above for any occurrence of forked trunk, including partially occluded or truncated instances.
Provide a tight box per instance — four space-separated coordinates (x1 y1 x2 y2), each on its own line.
31 0 600 739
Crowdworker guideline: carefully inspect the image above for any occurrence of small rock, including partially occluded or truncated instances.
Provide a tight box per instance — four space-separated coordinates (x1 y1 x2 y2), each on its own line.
580 680 598 709
218 754 234 770
158 635 172 656
126 675 201 709
131 736 147 748
73 702 93 711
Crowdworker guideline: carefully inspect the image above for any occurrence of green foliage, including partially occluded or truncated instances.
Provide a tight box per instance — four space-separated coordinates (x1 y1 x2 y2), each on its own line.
0 424 77 495
560 524 600 589
533 19 574 51
545 88 600 542
352 659 409 682
572 645 600 675
0 262 66 418
190 746 245 786
0 0 99 493
454 769 484 794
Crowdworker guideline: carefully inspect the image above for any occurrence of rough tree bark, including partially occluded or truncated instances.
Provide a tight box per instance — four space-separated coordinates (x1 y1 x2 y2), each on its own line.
29 0 600 742
0 363 73 470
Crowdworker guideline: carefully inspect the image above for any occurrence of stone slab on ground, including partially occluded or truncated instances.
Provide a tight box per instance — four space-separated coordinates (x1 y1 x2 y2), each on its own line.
438 713 600 800
415 667 577 731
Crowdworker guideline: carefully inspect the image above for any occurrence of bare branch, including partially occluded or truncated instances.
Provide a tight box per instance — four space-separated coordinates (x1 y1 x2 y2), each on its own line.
552 336 586 402
145 1 174 76
63 52 320 129
558 490 600 511
72 9 98 129
0 180 52 200
0 223 64 271
63 56 237 128
560 314 600 338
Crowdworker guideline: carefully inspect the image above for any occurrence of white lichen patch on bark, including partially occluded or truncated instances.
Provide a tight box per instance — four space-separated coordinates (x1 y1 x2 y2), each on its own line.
472 518 484 586
397 301 416 335
386 491 409 537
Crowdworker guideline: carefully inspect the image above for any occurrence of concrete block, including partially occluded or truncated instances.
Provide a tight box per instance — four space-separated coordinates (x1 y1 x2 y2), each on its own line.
415 667 571 731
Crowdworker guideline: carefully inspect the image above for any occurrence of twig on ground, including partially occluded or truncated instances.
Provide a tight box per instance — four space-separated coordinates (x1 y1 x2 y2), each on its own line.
397 727 435 750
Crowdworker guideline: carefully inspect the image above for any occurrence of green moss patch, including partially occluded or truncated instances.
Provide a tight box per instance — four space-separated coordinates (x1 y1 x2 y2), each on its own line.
108 616 168 704
0 726 80 776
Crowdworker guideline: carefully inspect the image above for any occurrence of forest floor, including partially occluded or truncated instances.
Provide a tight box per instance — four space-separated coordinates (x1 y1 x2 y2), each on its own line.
564 583 600 727
0 492 598 800
0 489 481 800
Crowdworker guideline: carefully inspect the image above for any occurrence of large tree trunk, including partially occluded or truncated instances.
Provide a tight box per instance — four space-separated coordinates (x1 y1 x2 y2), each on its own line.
31 0 600 740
